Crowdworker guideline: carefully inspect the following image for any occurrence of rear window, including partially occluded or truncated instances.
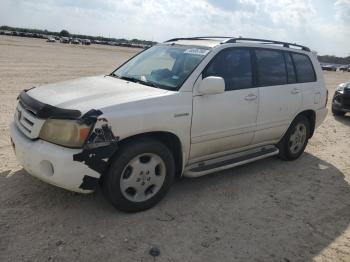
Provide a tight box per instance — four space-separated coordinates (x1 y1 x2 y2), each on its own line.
255 49 287 86
291 53 316 82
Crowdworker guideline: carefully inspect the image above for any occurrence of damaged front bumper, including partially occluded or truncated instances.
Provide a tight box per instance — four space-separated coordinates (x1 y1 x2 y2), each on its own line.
10 122 101 193
332 90 350 113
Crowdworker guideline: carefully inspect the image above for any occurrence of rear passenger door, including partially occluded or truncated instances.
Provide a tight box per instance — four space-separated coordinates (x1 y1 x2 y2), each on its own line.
252 49 302 144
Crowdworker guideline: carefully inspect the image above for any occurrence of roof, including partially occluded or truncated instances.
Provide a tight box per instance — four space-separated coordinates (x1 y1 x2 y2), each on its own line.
165 39 222 48
164 36 310 51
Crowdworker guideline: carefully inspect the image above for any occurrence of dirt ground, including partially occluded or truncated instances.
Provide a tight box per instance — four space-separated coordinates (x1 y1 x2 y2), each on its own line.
0 36 349 262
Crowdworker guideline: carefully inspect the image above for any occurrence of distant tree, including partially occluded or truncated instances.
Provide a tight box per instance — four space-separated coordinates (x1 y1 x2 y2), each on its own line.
59 29 70 37
318 55 350 65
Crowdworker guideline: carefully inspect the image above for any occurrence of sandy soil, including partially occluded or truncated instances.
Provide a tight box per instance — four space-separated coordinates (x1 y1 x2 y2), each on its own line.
0 36 349 262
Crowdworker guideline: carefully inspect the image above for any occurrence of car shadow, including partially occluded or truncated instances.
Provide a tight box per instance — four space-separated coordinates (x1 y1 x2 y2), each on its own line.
0 152 349 262
333 114 350 127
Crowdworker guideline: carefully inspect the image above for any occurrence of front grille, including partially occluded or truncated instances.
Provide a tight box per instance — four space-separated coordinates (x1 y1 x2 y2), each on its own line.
343 97 350 109
15 103 45 139
342 88 350 109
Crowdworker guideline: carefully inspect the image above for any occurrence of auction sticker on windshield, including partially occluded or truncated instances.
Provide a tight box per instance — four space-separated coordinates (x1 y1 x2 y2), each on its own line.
184 48 210 56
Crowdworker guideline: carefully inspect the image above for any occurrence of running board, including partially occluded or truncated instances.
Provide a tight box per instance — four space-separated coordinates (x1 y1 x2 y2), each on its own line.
183 145 279 178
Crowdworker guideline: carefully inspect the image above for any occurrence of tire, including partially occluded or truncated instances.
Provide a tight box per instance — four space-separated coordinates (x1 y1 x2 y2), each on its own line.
102 138 175 212
277 115 310 161
332 107 345 116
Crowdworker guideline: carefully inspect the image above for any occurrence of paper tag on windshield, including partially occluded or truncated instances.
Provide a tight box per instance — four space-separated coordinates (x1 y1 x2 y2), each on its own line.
184 48 209 56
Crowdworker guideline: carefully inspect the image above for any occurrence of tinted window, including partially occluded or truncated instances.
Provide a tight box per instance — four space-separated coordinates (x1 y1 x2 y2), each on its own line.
203 49 252 91
291 53 316 82
255 49 287 86
284 53 297 84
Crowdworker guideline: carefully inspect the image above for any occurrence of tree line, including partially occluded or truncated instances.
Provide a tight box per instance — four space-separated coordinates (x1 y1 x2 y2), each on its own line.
1 25 349 64
0 25 157 46
317 55 350 65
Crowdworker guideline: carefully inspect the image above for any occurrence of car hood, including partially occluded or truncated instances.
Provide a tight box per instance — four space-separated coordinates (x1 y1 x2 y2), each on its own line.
27 75 170 113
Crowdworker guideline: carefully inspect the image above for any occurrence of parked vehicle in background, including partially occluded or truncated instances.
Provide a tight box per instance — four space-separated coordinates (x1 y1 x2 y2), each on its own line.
60 37 70 43
321 64 337 71
71 38 80 44
339 65 350 72
332 81 350 116
46 37 56 43
10 36 328 212
81 39 91 45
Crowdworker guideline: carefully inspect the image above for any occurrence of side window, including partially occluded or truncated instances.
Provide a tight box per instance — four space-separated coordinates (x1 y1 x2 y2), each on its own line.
284 53 297 84
255 49 287 86
203 49 252 91
291 53 316 82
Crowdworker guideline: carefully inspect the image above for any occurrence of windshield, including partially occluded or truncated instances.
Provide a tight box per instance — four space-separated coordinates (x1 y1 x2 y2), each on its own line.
111 44 210 91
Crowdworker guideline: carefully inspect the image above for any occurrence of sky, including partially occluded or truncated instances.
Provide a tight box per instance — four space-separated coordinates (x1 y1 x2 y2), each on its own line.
0 0 349 56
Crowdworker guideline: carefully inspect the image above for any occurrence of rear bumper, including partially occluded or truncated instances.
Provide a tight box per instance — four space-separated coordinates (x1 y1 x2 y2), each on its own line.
10 122 100 193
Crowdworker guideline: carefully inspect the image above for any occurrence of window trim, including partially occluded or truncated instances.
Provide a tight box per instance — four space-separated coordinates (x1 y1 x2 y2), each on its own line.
283 52 297 84
201 47 255 91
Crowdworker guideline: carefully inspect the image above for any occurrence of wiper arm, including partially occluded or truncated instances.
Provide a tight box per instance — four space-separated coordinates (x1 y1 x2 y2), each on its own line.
112 74 159 89
115 75 139 83
137 79 160 89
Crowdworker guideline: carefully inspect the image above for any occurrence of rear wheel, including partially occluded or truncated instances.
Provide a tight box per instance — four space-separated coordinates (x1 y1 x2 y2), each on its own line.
278 115 310 161
103 138 175 212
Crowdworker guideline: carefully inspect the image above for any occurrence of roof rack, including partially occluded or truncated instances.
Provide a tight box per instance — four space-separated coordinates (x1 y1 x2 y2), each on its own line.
165 36 310 51
165 36 232 42
224 37 310 51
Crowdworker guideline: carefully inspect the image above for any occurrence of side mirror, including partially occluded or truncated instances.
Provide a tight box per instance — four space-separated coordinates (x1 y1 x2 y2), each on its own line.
197 76 225 95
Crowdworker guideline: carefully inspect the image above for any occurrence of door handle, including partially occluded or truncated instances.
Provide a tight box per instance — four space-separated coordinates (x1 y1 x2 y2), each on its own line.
244 94 257 101
291 88 301 94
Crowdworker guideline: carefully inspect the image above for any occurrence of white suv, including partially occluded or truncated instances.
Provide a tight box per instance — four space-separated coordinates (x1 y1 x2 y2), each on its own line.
10 37 328 212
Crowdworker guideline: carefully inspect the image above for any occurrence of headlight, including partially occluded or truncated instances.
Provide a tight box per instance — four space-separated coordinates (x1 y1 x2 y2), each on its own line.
39 119 92 148
336 83 347 93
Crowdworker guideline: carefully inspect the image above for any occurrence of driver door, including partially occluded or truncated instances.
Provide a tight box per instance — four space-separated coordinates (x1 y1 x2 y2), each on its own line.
190 48 259 160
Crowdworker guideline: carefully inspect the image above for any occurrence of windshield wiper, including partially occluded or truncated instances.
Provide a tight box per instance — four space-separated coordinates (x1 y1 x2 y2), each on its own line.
112 74 138 83
111 74 159 89
137 79 160 89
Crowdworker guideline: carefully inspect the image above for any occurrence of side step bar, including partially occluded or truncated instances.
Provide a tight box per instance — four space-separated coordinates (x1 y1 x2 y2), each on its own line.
183 145 279 178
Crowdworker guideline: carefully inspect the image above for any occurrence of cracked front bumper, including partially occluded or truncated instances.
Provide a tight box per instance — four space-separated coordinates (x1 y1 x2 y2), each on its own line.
10 122 100 193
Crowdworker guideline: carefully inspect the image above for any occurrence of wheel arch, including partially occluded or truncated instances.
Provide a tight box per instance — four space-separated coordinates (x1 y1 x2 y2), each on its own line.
101 131 184 183
296 109 316 138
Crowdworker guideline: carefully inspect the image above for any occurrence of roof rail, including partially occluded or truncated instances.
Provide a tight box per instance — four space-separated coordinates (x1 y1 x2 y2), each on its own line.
164 36 310 51
165 36 232 42
224 37 310 51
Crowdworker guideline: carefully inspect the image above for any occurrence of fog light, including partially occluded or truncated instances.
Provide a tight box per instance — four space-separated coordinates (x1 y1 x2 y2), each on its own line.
40 160 54 177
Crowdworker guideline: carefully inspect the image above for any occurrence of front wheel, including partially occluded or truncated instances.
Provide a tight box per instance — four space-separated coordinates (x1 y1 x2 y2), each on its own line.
332 107 345 116
278 115 310 161
103 138 175 212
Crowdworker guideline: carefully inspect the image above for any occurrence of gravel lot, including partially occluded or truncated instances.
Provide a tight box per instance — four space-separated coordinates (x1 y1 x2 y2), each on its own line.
0 36 349 262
